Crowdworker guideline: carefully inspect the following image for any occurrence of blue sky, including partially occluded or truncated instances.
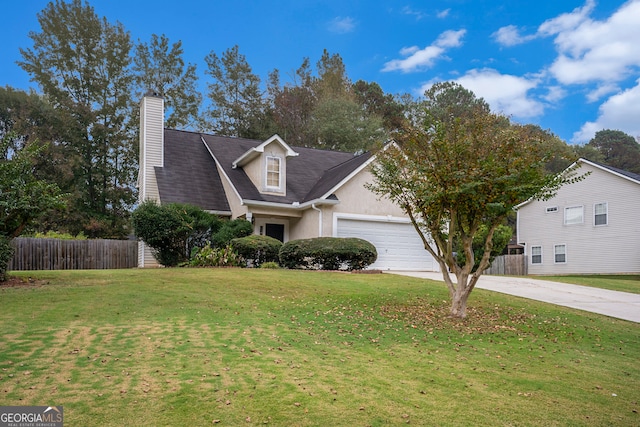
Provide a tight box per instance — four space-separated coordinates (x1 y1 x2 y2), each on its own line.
1 0 638 144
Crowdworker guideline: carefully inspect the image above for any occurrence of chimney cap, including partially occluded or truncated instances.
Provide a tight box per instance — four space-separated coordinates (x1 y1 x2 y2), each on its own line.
144 89 163 98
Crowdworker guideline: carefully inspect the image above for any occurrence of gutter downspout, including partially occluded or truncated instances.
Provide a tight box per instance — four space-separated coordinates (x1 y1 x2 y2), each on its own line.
311 203 322 237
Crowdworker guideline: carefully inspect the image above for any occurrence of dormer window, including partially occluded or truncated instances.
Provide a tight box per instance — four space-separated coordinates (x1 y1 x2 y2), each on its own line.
266 156 282 190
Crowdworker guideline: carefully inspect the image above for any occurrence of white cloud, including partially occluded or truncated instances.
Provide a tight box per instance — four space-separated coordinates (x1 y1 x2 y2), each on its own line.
436 9 450 19
418 69 544 119
586 83 620 103
545 0 640 85
572 79 640 142
543 85 567 103
492 25 535 47
382 29 466 73
455 69 543 118
537 0 596 36
328 16 356 34
401 6 427 20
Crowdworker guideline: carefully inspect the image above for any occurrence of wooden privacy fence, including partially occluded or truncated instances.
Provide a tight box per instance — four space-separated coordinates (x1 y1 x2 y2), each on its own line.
9 238 138 270
484 254 527 276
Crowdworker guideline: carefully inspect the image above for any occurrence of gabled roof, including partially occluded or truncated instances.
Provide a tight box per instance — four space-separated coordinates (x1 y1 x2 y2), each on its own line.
232 134 298 168
516 157 640 209
581 158 640 184
157 130 373 209
154 129 231 214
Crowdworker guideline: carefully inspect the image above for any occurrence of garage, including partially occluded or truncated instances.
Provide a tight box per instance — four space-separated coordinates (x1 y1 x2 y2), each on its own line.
336 217 438 271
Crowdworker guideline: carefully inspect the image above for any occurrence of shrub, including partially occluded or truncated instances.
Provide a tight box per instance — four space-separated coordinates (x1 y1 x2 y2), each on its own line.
231 235 282 267
212 219 253 248
191 244 241 267
279 237 377 271
0 235 14 282
260 261 280 269
132 201 222 267
33 231 87 240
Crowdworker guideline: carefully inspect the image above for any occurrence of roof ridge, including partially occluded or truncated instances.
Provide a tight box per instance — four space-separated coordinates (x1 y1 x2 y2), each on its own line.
581 158 640 183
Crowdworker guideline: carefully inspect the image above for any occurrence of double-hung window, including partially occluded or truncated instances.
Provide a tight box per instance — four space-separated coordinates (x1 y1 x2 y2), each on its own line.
265 156 281 189
531 246 542 264
564 206 583 225
554 244 567 264
594 202 608 226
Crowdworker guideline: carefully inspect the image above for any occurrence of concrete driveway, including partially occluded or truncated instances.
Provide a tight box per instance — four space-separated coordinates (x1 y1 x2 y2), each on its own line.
386 271 640 323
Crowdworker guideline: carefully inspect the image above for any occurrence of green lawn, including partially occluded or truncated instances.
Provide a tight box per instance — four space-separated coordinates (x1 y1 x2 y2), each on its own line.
1 269 638 426
538 275 640 294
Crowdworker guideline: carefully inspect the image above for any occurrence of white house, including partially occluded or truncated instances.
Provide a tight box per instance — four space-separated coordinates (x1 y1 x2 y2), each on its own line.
516 158 640 275
137 93 438 272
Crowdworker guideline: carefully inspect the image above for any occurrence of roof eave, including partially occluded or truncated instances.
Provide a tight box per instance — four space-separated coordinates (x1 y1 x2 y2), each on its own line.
242 197 340 210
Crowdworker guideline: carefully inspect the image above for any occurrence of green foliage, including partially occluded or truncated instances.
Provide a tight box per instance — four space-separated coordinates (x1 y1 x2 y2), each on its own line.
212 219 253 248
0 133 65 281
18 0 136 239
202 45 267 138
133 34 201 129
582 129 640 174
190 244 241 267
0 235 13 282
131 201 221 267
260 261 280 269
455 224 513 272
279 237 377 271
33 231 87 240
369 81 584 317
0 135 65 239
310 97 387 152
231 234 282 267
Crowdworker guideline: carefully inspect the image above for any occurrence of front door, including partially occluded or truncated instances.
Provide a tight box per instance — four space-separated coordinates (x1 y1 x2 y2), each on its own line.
265 223 285 242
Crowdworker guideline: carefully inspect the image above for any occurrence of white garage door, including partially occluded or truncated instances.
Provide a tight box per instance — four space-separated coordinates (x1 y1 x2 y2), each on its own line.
336 218 438 271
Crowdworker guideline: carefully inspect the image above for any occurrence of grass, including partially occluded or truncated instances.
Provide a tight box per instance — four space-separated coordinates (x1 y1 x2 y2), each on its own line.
1 268 639 426
538 275 640 294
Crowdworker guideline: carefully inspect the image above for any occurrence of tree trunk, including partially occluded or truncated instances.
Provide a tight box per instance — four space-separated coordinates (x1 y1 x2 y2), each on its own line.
450 293 468 318
450 274 471 318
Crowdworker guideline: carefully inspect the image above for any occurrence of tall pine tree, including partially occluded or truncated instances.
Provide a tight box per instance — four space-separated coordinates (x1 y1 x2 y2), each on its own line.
19 0 135 238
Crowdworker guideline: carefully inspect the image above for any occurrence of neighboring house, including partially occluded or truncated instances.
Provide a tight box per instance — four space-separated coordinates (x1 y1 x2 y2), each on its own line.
137 93 438 271
516 158 640 275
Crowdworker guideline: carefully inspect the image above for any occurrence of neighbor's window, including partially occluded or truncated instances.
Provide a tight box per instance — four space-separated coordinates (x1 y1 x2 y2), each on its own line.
554 244 566 263
531 246 542 264
594 202 608 226
564 206 583 225
266 156 281 189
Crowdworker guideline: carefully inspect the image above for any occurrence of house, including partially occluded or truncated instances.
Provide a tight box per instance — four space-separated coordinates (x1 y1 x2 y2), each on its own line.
137 93 438 271
516 158 640 275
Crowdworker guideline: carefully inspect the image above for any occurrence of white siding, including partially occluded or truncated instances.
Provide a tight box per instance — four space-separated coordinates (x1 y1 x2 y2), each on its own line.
139 95 164 203
517 162 640 274
137 95 164 267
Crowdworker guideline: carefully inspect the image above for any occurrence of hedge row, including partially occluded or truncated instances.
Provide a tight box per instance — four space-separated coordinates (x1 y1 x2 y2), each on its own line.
229 235 378 271
278 237 377 271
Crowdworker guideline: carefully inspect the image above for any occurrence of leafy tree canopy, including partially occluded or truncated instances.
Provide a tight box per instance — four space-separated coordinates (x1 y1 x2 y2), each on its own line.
1 133 66 280
580 129 640 174
369 82 582 318
133 33 201 129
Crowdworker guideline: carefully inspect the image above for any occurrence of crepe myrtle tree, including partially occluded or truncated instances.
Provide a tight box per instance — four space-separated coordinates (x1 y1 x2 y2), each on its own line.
368 83 581 318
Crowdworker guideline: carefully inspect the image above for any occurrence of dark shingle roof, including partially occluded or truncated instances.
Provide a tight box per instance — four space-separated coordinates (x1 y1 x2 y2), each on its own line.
200 133 371 204
155 129 231 212
585 159 640 183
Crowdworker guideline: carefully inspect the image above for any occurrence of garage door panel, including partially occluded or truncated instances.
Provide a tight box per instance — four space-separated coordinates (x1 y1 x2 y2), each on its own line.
337 219 437 271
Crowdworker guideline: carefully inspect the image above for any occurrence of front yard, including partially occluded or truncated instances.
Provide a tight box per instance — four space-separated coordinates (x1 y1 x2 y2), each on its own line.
1 269 638 426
